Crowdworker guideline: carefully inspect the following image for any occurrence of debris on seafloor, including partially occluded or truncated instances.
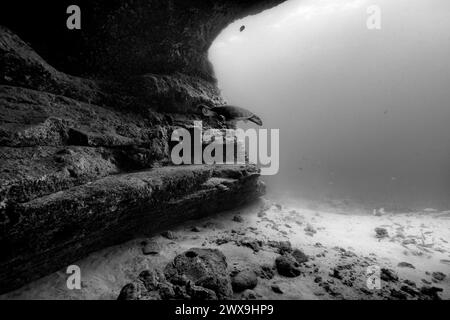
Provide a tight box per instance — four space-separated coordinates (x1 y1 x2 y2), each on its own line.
397 262 415 269
375 227 389 239
142 240 162 255
161 231 178 240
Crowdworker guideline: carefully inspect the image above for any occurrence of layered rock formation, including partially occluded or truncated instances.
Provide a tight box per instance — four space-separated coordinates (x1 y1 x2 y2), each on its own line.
0 0 284 293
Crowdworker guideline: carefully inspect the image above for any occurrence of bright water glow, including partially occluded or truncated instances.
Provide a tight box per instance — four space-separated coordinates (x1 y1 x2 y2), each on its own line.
209 0 450 211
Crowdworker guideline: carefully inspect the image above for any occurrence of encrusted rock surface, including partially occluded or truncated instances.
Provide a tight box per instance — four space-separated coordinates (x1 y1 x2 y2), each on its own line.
165 248 233 299
0 0 284 293
118 248 233 300
231 269 258 292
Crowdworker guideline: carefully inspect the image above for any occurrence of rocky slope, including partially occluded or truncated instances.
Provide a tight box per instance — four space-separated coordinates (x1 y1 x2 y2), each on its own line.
0 0 284 293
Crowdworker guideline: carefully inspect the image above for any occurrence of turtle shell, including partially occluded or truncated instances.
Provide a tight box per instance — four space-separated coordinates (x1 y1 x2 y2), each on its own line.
211 105 255 121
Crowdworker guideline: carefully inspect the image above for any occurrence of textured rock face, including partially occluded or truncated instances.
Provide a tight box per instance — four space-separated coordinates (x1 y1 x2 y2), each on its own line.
0 0 282 293
2 0 284 82
165 248 233 299
231 269 258 292
1 164 264 293
118 248 233 300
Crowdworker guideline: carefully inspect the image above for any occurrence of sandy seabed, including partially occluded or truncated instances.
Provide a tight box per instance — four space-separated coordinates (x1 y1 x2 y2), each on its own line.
2 196 449 300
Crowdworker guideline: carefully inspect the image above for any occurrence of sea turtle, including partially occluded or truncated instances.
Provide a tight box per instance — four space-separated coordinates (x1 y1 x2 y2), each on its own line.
198 104 263 127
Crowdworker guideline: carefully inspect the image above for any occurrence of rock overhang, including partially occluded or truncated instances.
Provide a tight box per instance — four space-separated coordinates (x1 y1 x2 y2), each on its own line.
1 0 286 82
0 0 284 293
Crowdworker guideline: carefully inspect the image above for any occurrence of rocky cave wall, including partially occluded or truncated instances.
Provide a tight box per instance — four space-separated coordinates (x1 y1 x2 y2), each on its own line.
0 0 285 293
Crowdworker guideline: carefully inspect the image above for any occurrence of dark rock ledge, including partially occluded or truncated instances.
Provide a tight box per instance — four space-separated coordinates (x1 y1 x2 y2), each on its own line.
0 164 264 294
0 0 284 293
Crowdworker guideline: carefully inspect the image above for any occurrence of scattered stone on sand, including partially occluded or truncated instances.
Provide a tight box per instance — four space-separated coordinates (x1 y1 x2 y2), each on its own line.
402 239 416 245
242 289 259 300
375 227 389 239
432 272 446 283
15 187 450 301
214 236 231 246
291 248 309 264
267 240 292 254
380 268 399 282
164 248 233 299
360 287 373 295
161 231 177 240
397 262 415 269
236 238 263 253
304 223 316 236
342 279 354 288
142 240 162 255
231 270 258 292
322 283 341 297
400 285 419 297
420 286 443 300
275 254 302 277
390 289 407 300
257 210 267 218
403 279 416 287
330 268 343 280
256 264 275 280
342 249 357 258
271 284 283 294
333 246 347 253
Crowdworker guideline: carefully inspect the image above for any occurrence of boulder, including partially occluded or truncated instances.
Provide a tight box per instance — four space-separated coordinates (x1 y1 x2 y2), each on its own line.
142 240 162 255
291 248 309 264
231 270 258 292
275 254 302 277
164 248 233 299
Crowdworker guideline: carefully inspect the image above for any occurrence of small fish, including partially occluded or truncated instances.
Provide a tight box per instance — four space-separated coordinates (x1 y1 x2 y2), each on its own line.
240 25 245 32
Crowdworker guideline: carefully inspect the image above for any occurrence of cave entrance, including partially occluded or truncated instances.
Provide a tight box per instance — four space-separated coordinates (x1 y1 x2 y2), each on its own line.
208 0 450 211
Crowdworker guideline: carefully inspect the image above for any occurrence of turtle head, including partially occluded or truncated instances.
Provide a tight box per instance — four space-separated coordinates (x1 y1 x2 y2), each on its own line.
197 104 216 117
249 114 263 126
